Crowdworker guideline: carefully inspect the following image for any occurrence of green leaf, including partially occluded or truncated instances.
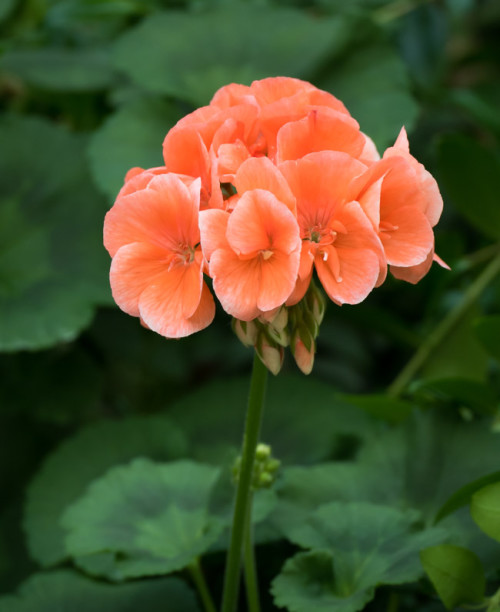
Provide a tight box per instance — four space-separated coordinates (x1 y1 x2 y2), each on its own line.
272 550 371 612
0 116 111 351
168 375 373 464
357 410 500 520
112 6 353 105
0 0 16 22
24 416 187 567
270 461 399 536
320 42 418 150
420 544 486 610
340 393 413 424
1 48 117 91
410 377 497 416
437 134 500 240
62 459 223 579
435 471 500 523
397 4 447 89
471 482 500 542
0 570 199 612
88 96 181 201
272 502 447 612
475 315 500 361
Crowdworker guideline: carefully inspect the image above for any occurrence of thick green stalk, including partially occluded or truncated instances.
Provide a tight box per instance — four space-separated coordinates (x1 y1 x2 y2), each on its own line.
388 249 500 398
243 497 261 612
189 560 217 612
221 352 268 612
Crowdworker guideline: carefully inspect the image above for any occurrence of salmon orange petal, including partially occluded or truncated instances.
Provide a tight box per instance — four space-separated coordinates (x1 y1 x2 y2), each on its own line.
383 127 443 226
209 247 299 320
276 109 365 163
209 249 263 321
163 126 210 184
279 152 367 228
216 141 251 183
104 174 201 257
380 205 434 267
117 166 173 198
199 209 230 261
227 189 300 257
316 245 380 305
250 76 317 105
110 242 172 317
234 157 296 214
286 268 313 306
333 201 387 285
210 83 255 108
390 249 434 284
257 249 301 312
138 259 207 336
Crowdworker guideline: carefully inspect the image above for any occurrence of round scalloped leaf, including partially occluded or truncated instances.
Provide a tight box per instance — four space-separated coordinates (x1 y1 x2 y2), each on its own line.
24 416 187 567
62 459 223 579
88 96 181 201
269 462 399 537
0 570 199 612
112 6 352 105
0 115 111 351
471 482 500 543
420 544 486 610
272 550 372 612
273 502 447 611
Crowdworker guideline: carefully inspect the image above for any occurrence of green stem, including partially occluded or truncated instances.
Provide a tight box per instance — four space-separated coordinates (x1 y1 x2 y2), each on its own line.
386 591 400 612
221 352 268 612
243 495 261 612
388 249 500 398
189 560 217 612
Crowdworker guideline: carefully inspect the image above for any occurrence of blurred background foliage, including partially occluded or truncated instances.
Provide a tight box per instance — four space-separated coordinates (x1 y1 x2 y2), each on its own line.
1 0 500 609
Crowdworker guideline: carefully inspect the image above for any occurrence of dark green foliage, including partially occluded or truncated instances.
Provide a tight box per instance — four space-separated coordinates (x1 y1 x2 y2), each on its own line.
2 0 500 610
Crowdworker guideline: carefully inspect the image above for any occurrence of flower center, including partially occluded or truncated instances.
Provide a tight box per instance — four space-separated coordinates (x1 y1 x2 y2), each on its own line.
260 249 273 260
168 245 196 270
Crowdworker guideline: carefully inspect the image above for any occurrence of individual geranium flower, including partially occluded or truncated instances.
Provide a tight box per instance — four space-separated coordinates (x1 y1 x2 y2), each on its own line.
279 151 386 306
349 127 445 283
199 185 301 321
103 173 215 338
351 156 435 270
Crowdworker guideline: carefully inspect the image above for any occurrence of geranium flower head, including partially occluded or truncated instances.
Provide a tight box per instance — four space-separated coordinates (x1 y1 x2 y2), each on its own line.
104 77 444 374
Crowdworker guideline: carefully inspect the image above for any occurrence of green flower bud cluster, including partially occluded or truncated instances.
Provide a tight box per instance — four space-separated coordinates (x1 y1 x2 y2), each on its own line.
232 280 326 375
232 443 281 490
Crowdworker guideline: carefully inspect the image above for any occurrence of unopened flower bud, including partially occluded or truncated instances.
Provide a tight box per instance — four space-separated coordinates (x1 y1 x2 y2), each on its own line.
257 472 274 488
232 318 258 347
264 321 290 347
255 443 271 461
292 332 315 375
266 458 281 474
270 306 288 331
306 282 326 327
256 337 284 376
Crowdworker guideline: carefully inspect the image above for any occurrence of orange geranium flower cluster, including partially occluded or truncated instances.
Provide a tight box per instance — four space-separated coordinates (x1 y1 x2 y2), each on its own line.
104 77 444 374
